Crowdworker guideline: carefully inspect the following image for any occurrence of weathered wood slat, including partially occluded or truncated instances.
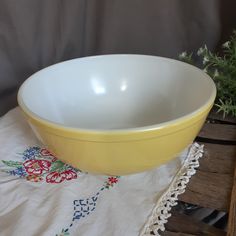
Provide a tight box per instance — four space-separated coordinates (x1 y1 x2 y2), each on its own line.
199 143 236 174
162 211 226 236
161 112 236 235
163 232 196 236
179 170 232 211
198 123 236 142
227 160 236 236
209 109 236 124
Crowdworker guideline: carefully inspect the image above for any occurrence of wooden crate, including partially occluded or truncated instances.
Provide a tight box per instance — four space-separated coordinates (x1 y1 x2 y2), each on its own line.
161 111 236 236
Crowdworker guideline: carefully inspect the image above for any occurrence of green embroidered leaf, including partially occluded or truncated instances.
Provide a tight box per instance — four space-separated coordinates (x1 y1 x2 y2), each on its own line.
0 169 9 173
2 160 23 168
56 228 70 236
50 160 65 172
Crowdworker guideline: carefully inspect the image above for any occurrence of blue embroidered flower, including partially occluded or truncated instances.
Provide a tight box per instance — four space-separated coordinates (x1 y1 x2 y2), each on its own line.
9 167 27 177
22 147 41 160
1 146 120 236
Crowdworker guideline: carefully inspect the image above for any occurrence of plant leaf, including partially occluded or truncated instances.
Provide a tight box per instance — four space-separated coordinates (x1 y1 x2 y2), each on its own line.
50 160 65 172
2 160 23 168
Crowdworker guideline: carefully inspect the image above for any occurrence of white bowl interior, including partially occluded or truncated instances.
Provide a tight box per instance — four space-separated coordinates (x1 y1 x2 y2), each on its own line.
18 55 216 130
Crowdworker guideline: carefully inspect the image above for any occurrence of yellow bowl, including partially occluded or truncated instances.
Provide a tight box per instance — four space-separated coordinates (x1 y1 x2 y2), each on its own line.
17 55 216 175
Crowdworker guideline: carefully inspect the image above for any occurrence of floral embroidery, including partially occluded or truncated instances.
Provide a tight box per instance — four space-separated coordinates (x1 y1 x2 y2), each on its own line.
23 159 51 175
72 193 99 220
7 165 27 177
1 146 80 184
0 146 121 236
22 147 41 160
40 148 57 162
46 171 66 183
26 174 43 182
63 170 77 180
56 176 120 235
108 176 119 184
46 169 77 183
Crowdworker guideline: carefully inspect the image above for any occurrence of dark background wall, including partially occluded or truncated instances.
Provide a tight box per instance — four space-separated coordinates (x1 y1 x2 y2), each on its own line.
0 0 236 115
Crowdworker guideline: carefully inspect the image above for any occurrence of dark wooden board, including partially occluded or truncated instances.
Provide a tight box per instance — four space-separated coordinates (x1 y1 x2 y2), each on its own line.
179 170 232 211
227 161 236 236
178 143 236 212
198 123 236 142
198 143 236 174
209 109 236 124
162 211 226 236
161 111 236 235
163 232 196 236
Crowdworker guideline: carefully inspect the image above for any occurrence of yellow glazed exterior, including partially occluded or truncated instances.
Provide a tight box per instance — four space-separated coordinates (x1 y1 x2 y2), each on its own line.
19 103 213 175
17 55 217 175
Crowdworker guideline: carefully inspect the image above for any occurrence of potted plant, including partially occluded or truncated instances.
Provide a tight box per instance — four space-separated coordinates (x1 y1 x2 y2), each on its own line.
179 31 236 121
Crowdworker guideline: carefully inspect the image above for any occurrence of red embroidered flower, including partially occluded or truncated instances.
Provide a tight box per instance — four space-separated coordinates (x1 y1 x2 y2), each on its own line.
23 159 51 175
46 169 77 183
46 171 66 183
40 148 57 161
108 177 118 184
26 175 43 182
63 169 77 180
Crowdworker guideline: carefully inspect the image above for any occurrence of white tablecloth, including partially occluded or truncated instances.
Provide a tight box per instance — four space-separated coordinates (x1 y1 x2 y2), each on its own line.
0 108 203 236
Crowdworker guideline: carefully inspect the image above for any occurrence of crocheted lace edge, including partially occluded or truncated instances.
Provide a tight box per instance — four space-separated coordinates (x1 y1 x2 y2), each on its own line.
140 142 204 236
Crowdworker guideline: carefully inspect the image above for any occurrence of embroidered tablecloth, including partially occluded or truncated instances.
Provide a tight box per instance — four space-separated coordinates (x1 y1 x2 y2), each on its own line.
0 108 203 236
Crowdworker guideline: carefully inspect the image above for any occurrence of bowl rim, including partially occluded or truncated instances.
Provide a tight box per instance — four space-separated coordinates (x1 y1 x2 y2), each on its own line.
17 54 217 134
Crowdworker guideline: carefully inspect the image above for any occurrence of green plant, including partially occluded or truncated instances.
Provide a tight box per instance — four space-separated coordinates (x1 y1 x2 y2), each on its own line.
179 31 236 117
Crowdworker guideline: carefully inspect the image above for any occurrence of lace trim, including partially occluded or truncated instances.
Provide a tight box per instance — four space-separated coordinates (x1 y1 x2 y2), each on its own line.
140 142 204 236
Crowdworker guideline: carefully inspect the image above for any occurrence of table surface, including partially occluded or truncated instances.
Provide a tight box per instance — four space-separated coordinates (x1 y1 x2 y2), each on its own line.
161 111 236 236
